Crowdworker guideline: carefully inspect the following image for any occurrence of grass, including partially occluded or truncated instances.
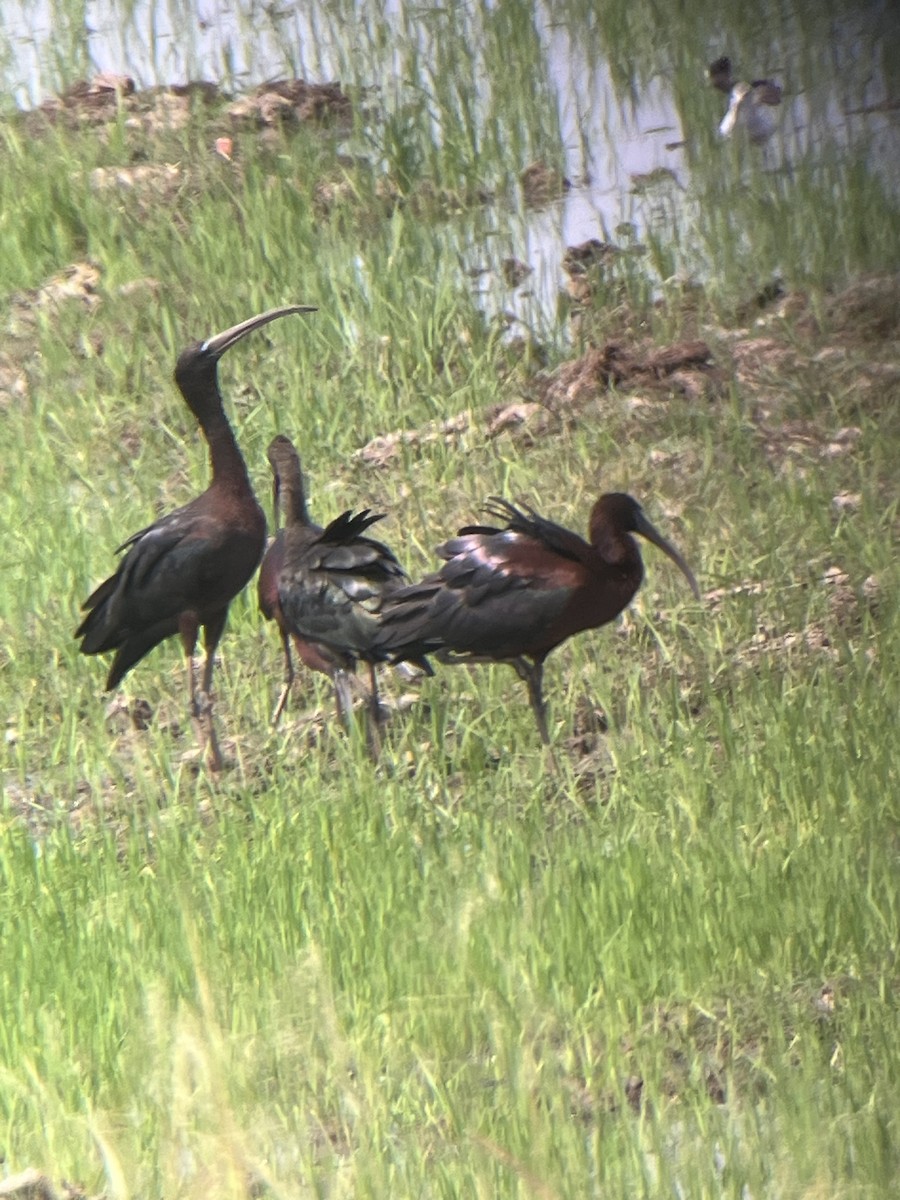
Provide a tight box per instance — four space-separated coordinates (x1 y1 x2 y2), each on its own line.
1 1 900 1196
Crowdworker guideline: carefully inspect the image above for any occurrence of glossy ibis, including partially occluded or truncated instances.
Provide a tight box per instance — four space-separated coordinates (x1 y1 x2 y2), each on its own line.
374 493 700 744
258 436 359 725
709 55 782 143
76 304 316 769
266 434 429 747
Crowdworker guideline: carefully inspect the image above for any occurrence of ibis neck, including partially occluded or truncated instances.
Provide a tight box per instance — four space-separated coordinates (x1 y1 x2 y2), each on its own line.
279 475 311 528
202 405 254 495
591 520 639 568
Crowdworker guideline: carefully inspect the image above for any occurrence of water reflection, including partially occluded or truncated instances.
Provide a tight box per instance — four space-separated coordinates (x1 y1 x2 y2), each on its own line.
2 1 896 337
2 1 343 103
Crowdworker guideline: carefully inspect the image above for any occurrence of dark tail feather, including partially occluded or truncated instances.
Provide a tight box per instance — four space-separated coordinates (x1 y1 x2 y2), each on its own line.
102 619 179 690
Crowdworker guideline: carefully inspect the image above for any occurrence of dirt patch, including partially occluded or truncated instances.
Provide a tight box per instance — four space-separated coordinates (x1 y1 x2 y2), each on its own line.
21 77 205 137
1 262 104 405
354 412 475 468
0 352 28 410
0 1169 101 1200
561 236 650 312
228 79 352 130
562 238 624 276
4 261 101 337
819 273 900 343
485 400 556 441
18 75 350 141
519 160 570 208
532 339 719 413
732 274 900 347
629 166 684 193
753 419 862 470
501 257 533 288
729 335 805 383
353 338 724 468
89 162 183 200
718 564 880 673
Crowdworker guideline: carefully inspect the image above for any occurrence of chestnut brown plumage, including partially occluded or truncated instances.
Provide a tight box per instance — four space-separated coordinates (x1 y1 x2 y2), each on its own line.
374 493 700 744
266 434 429 746
75 304 316 769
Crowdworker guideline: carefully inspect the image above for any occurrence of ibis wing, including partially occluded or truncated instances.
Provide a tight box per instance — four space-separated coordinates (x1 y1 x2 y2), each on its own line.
279 575 381 658
257 533 286 622
315 511 407 595
76 507 245 653
278 509 408 659
480 499 592 562
375 528 577 660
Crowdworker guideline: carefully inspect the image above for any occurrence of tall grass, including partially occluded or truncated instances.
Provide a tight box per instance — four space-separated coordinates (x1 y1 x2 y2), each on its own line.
1 2 899 1197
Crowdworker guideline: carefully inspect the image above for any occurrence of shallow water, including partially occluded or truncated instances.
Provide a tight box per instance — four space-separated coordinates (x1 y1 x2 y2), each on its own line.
2 0 897 333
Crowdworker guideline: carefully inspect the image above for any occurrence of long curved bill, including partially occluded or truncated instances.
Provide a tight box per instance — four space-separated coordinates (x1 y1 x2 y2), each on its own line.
203 304 317 358
635 510 701 599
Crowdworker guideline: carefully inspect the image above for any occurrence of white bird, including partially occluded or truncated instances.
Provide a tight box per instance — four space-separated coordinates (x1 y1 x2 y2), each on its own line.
709 56 782 144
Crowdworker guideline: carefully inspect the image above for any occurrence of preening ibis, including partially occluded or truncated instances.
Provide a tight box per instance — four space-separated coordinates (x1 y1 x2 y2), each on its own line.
258 435 360 725
75 304 316 769
266 434 429 746
374 493 700 744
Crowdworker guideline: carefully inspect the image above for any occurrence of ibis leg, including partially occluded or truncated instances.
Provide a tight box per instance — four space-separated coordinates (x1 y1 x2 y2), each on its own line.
271 629 295 726
333 668 355 730
180 617 200 710
196 613 226 772
513 658 550 746
365 662 383 760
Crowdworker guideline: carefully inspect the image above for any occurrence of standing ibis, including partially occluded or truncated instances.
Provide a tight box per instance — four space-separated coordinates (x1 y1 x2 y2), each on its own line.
75 304 316 769
374 493 700 744
266 433 428 747
258 435 359 725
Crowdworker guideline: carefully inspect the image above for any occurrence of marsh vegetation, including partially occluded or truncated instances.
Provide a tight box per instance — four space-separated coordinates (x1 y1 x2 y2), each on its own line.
1 1 898 1196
